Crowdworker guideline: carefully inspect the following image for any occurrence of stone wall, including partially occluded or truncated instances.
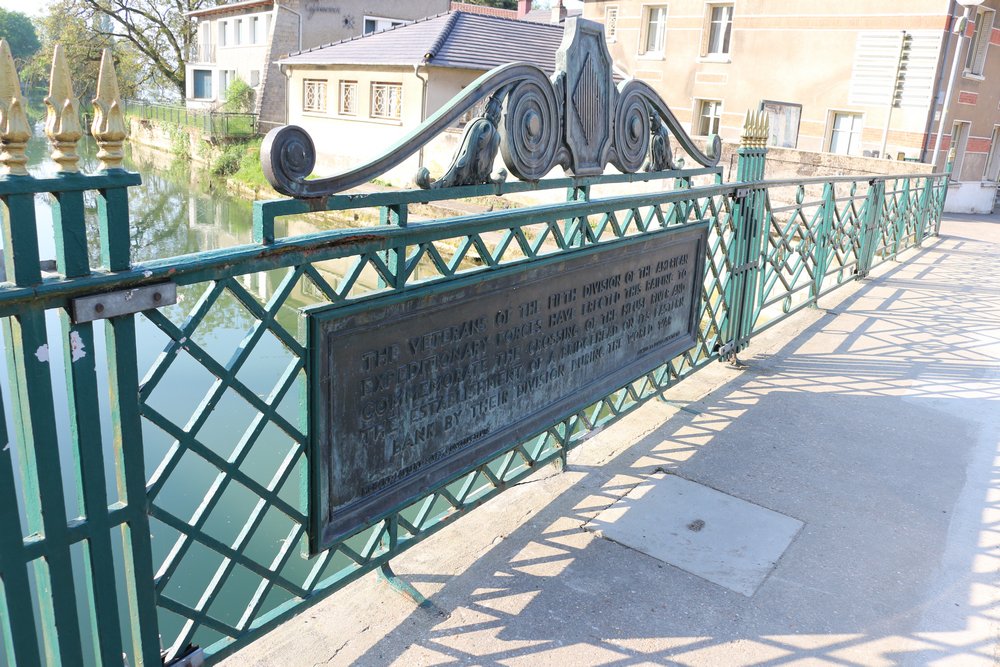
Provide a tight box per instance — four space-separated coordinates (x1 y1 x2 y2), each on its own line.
716 142 936 182
128 118 225 166
257 8 300 131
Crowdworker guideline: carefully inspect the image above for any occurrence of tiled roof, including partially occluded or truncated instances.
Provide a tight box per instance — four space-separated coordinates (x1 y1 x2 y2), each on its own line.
278 11 564 74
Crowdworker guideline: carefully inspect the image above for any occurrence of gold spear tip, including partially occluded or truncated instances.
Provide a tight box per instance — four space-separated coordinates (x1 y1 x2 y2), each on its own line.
45 43 83 173
92 47 128 170
0 37 30 176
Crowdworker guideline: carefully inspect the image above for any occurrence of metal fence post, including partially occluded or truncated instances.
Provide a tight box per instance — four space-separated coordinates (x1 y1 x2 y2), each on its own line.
721 111 768 362
812 182 836 303
856 179 884 280
566 184 589 246
892 177 911 258
935 151 955 236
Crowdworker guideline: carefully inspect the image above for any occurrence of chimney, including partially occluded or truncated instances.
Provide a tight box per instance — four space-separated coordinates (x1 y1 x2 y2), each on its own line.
518 0 531 18
551 0 567 23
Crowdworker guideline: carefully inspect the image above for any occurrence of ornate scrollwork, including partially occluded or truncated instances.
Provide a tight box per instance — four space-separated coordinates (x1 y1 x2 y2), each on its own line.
645 117 674 172
261 17 722 198
499 70 562 181
611 81 651 173
261 125 317 195
415 94 507 189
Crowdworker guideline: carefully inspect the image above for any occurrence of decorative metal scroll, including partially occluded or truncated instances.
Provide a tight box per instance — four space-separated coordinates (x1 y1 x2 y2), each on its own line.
261 18 721 198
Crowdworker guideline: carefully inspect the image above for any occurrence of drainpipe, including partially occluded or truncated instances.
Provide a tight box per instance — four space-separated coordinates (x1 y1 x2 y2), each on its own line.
880 31 907 158
275 2 303 52
921 0 956 161
280 63 291 125
414 61 429 170
930 0 983 170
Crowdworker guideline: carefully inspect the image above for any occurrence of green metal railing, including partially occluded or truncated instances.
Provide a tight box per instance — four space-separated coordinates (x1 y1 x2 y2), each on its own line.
124 101 257 138
0 149 948 665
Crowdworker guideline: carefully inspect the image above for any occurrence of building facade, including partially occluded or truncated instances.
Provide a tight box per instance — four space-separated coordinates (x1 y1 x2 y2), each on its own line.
277 12 565 183
184 0 450 130
582 0 1000 212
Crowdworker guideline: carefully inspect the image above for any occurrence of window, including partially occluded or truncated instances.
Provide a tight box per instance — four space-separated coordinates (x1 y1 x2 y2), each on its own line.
363 16 407 35
696 99 722 135
219 20 228 47
339 81 358 115
641 5 667 56
303 79 327 113
965 7 995 76
250 70 260 87
984 126 1000 181
199 22 213 62
250 17 258 44
193 69 213 99
706 4 733 56
219 69 235 96
760 100 801 148
234 19 242 45
950 120 970 179
605 6 619 41
370 82 402 119
828 112 863 155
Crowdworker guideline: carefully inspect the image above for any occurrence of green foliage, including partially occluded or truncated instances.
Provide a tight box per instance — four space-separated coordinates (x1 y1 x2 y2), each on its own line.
223 78 255 114
0 9 40 63
211 142 247 177
25 0 144 101
167 125 190 160
28 0 213 101
209 138 267 191
232 140 268 190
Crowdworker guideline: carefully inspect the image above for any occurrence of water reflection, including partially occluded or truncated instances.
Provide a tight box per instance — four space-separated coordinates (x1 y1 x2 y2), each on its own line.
4 127 280 665
6 121 468 664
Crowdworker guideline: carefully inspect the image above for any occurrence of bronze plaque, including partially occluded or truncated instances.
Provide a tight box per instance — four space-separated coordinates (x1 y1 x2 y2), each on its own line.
308 224 707 551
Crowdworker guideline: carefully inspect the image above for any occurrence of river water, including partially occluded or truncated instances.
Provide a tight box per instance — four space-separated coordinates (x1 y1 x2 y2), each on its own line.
6 128 319 663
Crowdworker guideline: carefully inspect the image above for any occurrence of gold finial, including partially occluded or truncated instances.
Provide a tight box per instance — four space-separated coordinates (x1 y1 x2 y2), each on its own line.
91 48 127 170
0 40 30 176
45 44 82 173
740 110 754 148
741 110 769 148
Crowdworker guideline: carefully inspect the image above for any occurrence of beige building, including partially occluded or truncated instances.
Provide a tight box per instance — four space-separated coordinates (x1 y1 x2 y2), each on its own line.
278 11 565 183
184 0 450 130
583 0 1000 212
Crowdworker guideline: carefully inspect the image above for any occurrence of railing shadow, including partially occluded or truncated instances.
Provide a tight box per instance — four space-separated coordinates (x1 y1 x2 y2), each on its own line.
331 221 1000 666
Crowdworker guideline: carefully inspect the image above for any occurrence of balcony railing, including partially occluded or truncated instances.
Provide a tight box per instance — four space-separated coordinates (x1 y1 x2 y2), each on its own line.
189 43 216 64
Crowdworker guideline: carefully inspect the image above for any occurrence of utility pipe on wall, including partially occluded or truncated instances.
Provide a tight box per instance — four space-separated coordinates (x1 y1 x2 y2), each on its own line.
929 0 984 171
880 31 907 159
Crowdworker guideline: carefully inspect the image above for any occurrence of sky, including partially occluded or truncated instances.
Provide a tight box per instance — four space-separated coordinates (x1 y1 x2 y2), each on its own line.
1 0 43 16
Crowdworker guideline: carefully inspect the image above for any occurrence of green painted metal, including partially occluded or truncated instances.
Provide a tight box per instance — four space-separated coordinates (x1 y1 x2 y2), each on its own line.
0 148 950 665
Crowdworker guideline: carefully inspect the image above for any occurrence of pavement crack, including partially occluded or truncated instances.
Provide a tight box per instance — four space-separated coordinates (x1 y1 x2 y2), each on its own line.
312 639 349 667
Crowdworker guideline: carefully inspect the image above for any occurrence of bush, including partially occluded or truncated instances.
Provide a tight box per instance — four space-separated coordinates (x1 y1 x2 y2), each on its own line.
211 143 245 176
223 78 255 114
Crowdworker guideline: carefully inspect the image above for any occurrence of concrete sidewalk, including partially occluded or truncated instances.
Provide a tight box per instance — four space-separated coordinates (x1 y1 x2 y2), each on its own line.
225 212 1000 667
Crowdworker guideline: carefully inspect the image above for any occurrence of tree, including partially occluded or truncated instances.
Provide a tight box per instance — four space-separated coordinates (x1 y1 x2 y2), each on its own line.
25 0 145 102
0 9 41 64
30 0 218 101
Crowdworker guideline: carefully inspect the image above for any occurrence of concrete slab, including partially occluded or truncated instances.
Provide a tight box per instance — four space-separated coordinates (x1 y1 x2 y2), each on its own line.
584 474 803 596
